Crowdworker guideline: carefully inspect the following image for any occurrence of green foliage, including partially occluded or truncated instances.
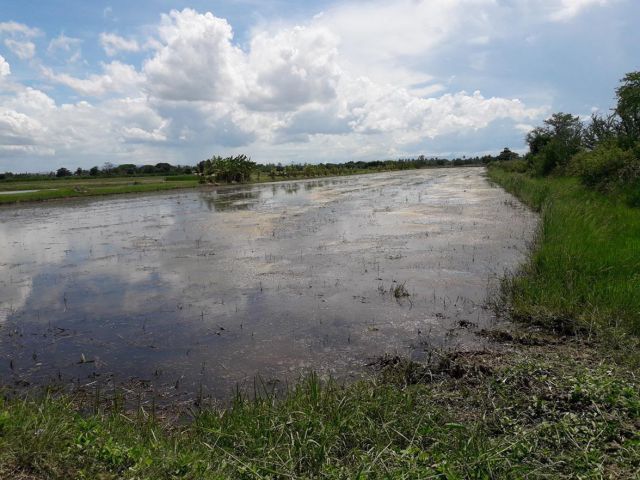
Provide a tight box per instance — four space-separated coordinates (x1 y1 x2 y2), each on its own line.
496 147 519 162
197 154 256 183
569 142 635 187
0 350 638 479
488 167 640 335
615 71 640 147
165 174 198 182
491 159 528 173
0 178 199 204
526 113 582 175
525 126 552 156
2 163 194 180
56 167 72 178
567 142 640 207
115 163 138 175
530 137 564 176
521 70 640 208
582 112 618 149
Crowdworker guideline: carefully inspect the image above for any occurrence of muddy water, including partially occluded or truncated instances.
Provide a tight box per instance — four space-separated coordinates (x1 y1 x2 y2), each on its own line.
0 167 536 400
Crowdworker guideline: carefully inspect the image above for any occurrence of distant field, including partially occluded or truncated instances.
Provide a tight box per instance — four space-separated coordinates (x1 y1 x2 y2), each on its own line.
0 176 200 204
0 165 485 205
0 170 400 204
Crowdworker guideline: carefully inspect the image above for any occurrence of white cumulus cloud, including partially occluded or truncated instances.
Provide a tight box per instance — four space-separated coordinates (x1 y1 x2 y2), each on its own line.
0 21 41 38
43 61 143 97
100 33 140 56
0 106 49 156
243 25 341 111
48 34 82 62
7 1 616 169
0 55 10 76
4 39 36 59
143 9 246 102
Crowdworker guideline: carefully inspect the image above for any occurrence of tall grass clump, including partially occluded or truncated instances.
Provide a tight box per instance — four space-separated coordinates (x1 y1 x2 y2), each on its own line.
488 167 640 336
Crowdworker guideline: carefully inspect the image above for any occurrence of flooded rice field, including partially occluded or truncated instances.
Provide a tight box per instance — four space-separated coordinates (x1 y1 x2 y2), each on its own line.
0 167 537 401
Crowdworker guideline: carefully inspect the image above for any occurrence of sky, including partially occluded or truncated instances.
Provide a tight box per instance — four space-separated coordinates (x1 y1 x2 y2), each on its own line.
0 0 638 172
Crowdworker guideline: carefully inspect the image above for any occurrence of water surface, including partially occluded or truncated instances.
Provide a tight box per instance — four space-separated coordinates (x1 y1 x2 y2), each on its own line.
0 167 537 400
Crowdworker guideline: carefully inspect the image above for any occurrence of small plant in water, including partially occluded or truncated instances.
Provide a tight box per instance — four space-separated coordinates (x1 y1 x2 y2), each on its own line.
392 282 410 299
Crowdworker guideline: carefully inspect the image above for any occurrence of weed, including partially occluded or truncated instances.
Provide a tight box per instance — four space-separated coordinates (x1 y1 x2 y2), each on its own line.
392 281 410 299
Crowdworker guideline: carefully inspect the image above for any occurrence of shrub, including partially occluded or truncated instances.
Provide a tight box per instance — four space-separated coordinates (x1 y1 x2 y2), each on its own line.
492 159 528 173
622 180 640 207
530 138 568 176
568 142 640 207
569 143 630 188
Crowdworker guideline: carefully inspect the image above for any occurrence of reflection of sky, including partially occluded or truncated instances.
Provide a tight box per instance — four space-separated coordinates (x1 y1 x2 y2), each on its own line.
0 168 537 397
197 179 345 213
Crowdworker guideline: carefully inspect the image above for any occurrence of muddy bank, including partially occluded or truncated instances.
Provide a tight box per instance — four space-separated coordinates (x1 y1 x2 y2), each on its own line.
0 167 537 401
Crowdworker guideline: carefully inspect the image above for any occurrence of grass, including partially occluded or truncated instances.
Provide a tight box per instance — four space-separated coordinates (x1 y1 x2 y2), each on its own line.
1 343 638 479
0 177 200 204
487 167 640 336
1 165 639 478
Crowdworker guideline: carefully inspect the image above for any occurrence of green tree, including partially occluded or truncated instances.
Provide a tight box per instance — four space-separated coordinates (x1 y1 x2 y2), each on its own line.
496 147 519 162
527 113 583 175
525 127 552 156
202 155 256 183
116 164 137 175
56 167 72 177
582 112 618 150
615 71 640 147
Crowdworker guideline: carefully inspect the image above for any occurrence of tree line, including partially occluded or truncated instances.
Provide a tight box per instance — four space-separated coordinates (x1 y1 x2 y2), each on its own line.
499 70 640 206
2 154 510 184
0 162 194 181
193 153 513 183
254 155 500 181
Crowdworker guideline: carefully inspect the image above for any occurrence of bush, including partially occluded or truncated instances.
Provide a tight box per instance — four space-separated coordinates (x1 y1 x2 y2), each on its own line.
569 143 637 190
492 159 528 173
530 138 567 176
622 180 640 207
569 144 629 187
197 154 256 183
